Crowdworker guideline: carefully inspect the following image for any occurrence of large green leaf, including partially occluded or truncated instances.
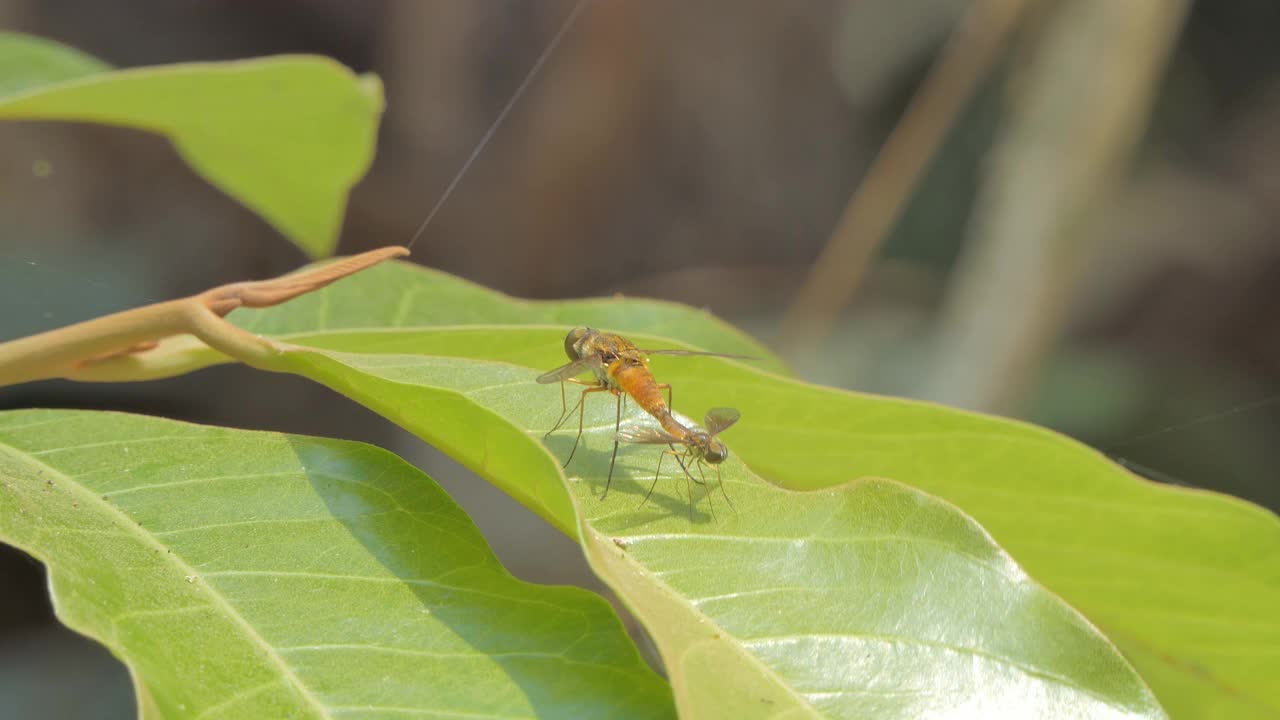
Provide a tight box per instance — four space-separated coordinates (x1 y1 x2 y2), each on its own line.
0 409 675 719
211 259 1273 719
250 347 1166 718
13 257 1276 717
0 32 380 258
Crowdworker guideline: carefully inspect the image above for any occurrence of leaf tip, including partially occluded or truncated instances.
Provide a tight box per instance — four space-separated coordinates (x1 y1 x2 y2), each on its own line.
357 72 385 111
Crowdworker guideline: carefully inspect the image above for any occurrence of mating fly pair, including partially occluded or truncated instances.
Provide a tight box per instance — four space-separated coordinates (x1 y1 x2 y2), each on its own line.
536 327 743 516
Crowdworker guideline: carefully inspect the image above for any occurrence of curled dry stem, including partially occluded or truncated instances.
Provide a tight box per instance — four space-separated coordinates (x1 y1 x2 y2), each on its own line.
0 246 409 388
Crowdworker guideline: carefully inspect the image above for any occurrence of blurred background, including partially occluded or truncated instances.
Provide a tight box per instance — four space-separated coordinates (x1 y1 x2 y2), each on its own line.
1 0 1277 716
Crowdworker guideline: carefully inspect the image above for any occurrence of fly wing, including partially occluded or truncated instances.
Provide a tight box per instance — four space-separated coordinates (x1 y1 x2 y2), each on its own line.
617 426 683 445
703 407 741 436
536 355 603 384
642 349 757 361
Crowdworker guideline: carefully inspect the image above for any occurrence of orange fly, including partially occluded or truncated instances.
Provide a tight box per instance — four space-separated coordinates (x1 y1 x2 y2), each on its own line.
617 407 740 519
536 326 748 497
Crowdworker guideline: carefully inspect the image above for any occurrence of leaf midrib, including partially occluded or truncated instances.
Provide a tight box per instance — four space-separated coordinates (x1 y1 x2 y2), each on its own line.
0 441 332 719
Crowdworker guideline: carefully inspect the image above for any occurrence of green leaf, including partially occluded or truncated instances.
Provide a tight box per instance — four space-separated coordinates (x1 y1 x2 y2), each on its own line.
636 353 1280 720
253 348 1167 719
0 31 110 97
0 409 675 719
17 255 1273 717
214 259 1276 719
232 261 788 375
0 33 381 258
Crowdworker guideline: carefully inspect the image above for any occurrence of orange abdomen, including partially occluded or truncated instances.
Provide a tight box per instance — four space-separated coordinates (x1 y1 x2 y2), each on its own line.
611 362 687 436
612 363 666 415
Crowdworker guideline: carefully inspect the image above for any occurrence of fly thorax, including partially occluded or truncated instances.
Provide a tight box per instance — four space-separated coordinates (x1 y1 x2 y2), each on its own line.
684 430 707 453
598 349 635 386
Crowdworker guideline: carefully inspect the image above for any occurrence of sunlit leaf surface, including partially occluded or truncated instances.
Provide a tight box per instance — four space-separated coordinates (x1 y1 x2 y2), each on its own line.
0 410 675 719
9 257 1274 718
223 259 1276 719
245 347 1161 719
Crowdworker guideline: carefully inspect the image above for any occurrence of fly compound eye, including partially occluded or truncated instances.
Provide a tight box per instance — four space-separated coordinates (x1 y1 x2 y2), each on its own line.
564 326 590 360
706 440 728 464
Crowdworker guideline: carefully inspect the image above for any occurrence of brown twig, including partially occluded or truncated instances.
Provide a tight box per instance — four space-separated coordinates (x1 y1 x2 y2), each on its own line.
778 0 1031 350
0 246 409 387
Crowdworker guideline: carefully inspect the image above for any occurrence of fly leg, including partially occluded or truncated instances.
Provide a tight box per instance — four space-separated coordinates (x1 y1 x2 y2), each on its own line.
673 452 701 521
562 384 607 470
715 463 736 513
545 378 595 438
545 381 571 436
638 448 675 509
659 383 673 414
601 392 624 499
695 460 717 521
